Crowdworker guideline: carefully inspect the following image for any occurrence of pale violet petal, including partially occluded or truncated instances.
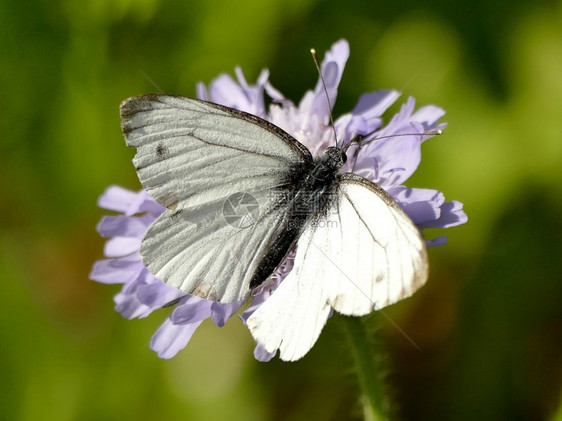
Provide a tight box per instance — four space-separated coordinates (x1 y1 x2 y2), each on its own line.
377 96 417 136
402 200 441 226
136 282 185 309
114 292 152 319
96 214 152 238
425 236 448 247
207 68 269 117
211 300 245 327
120 270 146 295
209 74 248 108
170 296 213 325
389 187 444 225
103 237 142 258
389 186 444 203
411 104 446 128
254 343 277 362
421 200 468 229
150 318 203 359
89 258 143 284
128 191 165 216
365 128 423 187
196 81 208 100
97 186 137 213
353 90 401 118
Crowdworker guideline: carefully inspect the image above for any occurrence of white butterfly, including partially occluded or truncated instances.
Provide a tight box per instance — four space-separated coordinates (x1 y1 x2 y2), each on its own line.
121 94 428 361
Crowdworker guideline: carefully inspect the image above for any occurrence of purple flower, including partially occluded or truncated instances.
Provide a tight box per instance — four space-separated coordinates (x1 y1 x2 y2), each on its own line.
91 39 467 362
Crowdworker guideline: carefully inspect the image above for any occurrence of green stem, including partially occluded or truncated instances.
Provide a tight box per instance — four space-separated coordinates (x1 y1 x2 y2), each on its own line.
342 315 388 421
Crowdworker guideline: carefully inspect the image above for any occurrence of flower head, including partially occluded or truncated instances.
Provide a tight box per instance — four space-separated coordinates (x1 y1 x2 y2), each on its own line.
91 39 467 361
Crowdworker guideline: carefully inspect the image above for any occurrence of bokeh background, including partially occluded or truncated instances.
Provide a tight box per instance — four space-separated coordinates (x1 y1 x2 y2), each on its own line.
1 0 561 419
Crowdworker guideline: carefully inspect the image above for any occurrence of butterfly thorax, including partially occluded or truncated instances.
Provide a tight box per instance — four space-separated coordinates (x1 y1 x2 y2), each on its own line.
306 146 346 186
287 146 345 220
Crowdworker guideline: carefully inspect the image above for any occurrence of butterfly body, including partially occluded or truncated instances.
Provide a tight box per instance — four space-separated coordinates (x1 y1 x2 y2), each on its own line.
249 147 346 289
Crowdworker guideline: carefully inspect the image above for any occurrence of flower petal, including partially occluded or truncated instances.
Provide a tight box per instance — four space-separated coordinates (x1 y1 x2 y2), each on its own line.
208 74 246 107
89 258 143 284
338 90 401 143
426 236 448 247
103 236 141 258
136 281 185 309
354 90 401 120
411 104 447 136
211 300 245 327
254 343 277 362
114 291 152 319
234 67 269 117
96 214 153 238
196 81 208 101
389 186 444 225
421 200 468 229
169 296 213 325
126 190 165 216
365 128 423 187
205 68 269 117
150 318 203 359
97 186 138 213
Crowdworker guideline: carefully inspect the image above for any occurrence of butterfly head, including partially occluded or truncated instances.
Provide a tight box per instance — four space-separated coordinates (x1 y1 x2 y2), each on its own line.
324 146 347 169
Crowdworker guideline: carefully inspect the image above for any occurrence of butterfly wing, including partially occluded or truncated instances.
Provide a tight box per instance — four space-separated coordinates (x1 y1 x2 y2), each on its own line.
120 94 313 303
247 173 428 361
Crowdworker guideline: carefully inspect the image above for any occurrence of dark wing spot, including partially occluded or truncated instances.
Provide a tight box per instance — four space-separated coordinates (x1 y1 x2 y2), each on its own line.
156 144 167 157
192 284 218 301
159 192 179 210
170 209 182 219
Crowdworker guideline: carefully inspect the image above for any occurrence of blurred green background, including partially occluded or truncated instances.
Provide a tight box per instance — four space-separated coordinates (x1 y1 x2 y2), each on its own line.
1 0 561 419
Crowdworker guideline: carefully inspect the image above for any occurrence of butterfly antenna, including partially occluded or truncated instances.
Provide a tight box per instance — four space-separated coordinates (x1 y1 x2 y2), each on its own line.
346 129 442 173
362 129 442 146
311 48 340 148
139 69 165 93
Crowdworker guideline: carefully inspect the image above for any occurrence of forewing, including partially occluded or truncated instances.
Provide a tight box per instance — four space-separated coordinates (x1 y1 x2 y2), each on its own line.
248 173 428 360
120 94 313 303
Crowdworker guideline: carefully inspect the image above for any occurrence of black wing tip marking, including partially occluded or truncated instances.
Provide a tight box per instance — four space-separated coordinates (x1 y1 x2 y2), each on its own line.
120 93 184 114
120 93 162 115
120 94 178 138
119 94 206 122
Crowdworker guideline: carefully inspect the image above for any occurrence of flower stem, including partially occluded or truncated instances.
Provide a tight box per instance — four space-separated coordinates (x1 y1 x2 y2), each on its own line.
342 315 388 421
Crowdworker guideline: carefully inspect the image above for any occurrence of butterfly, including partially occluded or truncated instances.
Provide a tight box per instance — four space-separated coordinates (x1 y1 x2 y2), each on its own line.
120 94 428 361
